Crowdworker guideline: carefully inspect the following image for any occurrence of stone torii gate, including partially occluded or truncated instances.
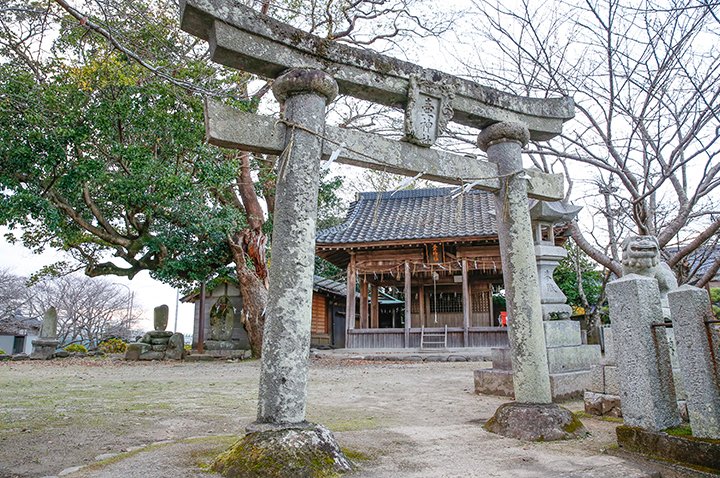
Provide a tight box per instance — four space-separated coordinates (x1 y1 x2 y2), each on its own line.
180 0 584 472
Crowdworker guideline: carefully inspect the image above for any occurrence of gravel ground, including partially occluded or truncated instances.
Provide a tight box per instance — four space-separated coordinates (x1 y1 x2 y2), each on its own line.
0 356 656 478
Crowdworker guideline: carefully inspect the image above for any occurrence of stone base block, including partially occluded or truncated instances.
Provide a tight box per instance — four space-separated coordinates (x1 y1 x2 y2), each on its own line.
584 391 623 418
587 364 620 396
205 340 244 351
484 402 588 441
550 370 596 401
617 425 720 473
125 342 152 361
544 320 582 348
547 344 601 373
148 331 174 339
211 422 353 477
476 368 595 401
204 349 251 359
137 351 165 361
30 339 59 360
490 347 512 370
185 353 216 361
604 365 620 395
475 369 515 398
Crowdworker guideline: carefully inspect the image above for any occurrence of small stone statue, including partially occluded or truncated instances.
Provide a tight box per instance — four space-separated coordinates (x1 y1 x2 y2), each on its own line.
621 234 678 316
209 295 235 342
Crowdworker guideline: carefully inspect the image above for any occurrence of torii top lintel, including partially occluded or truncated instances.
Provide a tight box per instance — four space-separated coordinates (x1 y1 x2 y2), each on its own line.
180 0 575 141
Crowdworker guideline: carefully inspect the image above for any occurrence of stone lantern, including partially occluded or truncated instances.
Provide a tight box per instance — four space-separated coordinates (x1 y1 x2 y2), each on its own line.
529 200 582 321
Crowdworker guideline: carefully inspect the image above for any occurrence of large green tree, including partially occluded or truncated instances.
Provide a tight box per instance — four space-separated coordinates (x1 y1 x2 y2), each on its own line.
0 0 449 356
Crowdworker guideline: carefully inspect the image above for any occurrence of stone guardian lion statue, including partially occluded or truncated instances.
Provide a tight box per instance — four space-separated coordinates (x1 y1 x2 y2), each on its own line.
621 234 678 318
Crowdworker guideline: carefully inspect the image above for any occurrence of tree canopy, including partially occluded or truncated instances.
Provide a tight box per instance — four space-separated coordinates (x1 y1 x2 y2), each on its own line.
0 0 447 356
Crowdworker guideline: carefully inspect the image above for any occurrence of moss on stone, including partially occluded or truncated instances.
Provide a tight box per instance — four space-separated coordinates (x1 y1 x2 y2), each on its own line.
210 426 352 478
340 447 371 462
665 424 693 437
563 414 586 434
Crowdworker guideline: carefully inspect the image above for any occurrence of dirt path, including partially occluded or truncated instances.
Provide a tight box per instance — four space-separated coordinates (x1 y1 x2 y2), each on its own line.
0 357 653 478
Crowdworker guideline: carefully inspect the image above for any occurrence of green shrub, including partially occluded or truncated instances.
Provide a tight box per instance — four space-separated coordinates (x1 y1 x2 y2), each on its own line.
98 338 127 354
0 348 6 355
184 344 192 352
64 343 88 354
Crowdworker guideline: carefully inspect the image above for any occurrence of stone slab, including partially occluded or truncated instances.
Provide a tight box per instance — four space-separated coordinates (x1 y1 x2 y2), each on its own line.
603 365 620 396
147 331 174 338
544 320 582 348
474 369 515 398
475 368 594 401
180 0 574 139
617 425 720 473
203 101 566 201
584 391 622 418
546 345 601 373
491 347 512 371
185 353 216 361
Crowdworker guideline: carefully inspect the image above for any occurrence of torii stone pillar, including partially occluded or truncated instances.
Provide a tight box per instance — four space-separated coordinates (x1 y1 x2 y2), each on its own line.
478 123 586 441
212 68 353 475
255 68 338 425
478 122 552 404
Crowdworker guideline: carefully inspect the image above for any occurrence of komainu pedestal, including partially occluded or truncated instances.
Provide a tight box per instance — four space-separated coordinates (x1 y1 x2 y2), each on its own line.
484 403 588 441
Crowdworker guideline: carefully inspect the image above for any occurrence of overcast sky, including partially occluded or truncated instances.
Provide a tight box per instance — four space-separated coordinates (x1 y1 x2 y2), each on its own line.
0 228 196 335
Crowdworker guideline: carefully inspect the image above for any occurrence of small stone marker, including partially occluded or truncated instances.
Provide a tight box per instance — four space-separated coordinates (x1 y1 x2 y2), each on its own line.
154 305 169 331
39 306 58 339
607 274 680 431
31 307 60 360
668 285 720 439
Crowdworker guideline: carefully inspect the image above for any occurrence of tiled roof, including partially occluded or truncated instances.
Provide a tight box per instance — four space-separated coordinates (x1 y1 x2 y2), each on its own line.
0 315 41 336
313 275 346 296
317 187 497 245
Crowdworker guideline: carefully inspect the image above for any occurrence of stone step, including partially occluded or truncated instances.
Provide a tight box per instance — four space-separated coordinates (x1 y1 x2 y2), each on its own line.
475 367 596 401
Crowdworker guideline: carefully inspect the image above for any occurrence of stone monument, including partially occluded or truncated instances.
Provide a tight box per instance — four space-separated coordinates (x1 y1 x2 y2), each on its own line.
607 272 681 431
179 0 583 469
30 307 60 360
125 305 185 361
668 286 720 439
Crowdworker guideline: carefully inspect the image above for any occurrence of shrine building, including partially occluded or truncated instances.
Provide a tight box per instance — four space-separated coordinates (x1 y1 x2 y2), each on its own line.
316 187 517 349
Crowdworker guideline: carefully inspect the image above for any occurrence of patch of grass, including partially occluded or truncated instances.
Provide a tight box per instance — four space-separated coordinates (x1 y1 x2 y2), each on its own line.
327 416 378 432
341 447 371 462
574 411 623 423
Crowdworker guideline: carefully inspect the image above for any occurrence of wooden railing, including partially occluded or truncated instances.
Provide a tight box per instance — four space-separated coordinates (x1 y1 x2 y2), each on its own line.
345 327 508 349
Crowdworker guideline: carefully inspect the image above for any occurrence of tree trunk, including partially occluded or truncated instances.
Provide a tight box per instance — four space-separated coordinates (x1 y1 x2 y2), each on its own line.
230 229 269 358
